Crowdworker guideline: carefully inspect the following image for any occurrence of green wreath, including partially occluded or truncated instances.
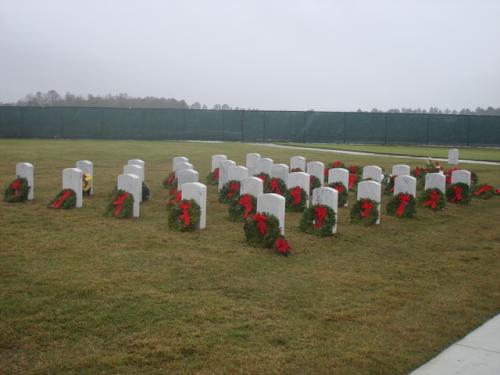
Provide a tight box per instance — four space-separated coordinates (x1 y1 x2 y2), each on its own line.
472 183 495 200
446 182 471 205
255 172 270 185
162 171 177 189
419 188 446 211
49 189 76 209
383 175 396 195
104 189 134 218
228 193 257 222
285 186 308 212
206 168 219 185
219 180 241 204
350 198 379 225
4 177 30 202
328 182 348 207
299 204 336 237
310 175 321 191
386 193 417 218
168 199 201 232
265 177 287 195
244 212 281 248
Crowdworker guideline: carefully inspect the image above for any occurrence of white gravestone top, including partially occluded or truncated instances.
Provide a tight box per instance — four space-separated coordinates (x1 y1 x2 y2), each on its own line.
448 149 459 165
123 164 144 184
246 153 261 175
312 187 339 234
63 168 83 208
240 176 263 198
328 168 349 188
16 162 34 200
357 180 382 224
307 161 325 186
177 169 199 189
362 165 384 183
211 154 227 172
218 160 236 190
255 158 273 175
174 162 193 173
270 164 289 182
117 173 141 217
394 175 417 197
256 193 286 235
392 164 410 176
181 182 207 229
228 165 249 182
451 169 471 186
128 159 145 168
173 157 189 170
290 156 306 171
425 173 446 193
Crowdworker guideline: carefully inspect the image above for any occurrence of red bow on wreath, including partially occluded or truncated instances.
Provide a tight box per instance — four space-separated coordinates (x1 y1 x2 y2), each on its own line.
360 199 374 218
10 179 21 196
334 183 345 193
253 213 267 235
348 174 357 190
474 184 493 196
423 190 441 209
226 181 240 199
213 168 220 180
167 172 176 185
270 179 282 195
113 192 129 217
396 193 412 217
168 190 182 206
50 190 72 209
274 237 291 255
314 206 327 228
414 167 421 177
452 185 463 202
290 186 302 205
257 174 267 182
179 201 191 226
239 194 253 218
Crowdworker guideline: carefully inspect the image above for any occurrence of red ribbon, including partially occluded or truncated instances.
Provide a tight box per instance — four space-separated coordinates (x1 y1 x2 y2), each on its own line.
314 206 327 228
290 186 303 205
414 167 421 177
496 188 500 195
179 200 191 226
239 194 254 218
51 190 72 208
167 172 176 185
212 168 219 180
452 185 464 202
423 190 441 209
168 190 182 206
349 165 357 174
227 181 240 199
275 237 291 255
333 183 345 193
113 192 129 217
270 179 282 195
257 173 267 182
253 213 267 235
474 184 493 196
332 161 342 168
10 179 21 196
396 193 412 217
360 199 374 218
348 174 357 190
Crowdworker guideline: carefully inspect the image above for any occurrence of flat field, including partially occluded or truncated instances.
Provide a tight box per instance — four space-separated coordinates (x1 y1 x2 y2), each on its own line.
1 139 499 375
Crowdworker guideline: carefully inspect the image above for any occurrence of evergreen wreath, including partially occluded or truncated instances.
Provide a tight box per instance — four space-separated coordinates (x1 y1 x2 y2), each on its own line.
256 172 270 185
4 177 30 202
228 193 257 221
419 188 446 211
310 175 321 191
206 168 219 185
219 180 241 203
49 189 76 209
104 189 134 218
168 199 201 232
285 186 308 212
244 213 290 255
446 182 471 205
142 182 151 201
162 171 177 189
167 188 182 208
472 183 495 200
82 173 92 196
328 182 348 207
386 193 417 218
383 175 396 195
350 198 379 225
299 204 336 237
265 177 286 195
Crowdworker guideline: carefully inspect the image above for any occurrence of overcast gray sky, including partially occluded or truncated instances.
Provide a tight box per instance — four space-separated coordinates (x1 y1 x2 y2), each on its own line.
1 0 499 111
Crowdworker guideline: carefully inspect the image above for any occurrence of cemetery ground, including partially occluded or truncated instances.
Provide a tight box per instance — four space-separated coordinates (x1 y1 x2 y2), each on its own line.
1 139 500 375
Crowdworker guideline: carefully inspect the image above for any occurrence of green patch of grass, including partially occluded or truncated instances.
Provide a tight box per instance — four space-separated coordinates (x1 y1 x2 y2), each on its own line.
277 142 500 162
0 139 499 374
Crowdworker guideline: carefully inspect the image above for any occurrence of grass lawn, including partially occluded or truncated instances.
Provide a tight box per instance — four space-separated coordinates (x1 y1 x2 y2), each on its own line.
1 139 499 375
277 142 500 162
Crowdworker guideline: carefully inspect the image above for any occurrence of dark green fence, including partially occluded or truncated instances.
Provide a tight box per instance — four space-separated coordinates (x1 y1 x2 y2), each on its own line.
1 106 499 146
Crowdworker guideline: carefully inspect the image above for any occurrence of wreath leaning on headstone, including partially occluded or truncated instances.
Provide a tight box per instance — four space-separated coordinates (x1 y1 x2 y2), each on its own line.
162 171 177 190
419 188 446 211
386 193 417 218
383 175 396 195
206 168 219 185
350 198 379 225
299 204 336 237
82 173 92 196
168 199 201 232
328 182 348 207
219 180 241 204
243 212 291 256
49 189 76 209
472 183 495 200
228 193 257 222
104 189 134 218
446 182 471 205
4 177 30 203
285 186 308 212
255 172 270 185
265 177 286 195
309 175 321 191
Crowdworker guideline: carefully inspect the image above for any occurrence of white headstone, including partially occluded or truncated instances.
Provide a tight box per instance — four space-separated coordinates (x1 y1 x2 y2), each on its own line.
117 173 141 217
362 165 384 183
448 149 459 165
451 169 471 187
255 157 273 175
394 175 417 197
228 165 249 182
287 172 310 207
290 156 306 171
270 164 289 182
425 173 446 193
312 187 339 234
211 154 227 172
256 193 286 235
218 160 237 190
181 182 207 229
123 164 144 186
173 156 189 170
240 176 263 198
128 159 145 168
174 161 193 173
392 164 410 176
246 153 261 175
177 169 199 189
328 168 349 189
76 160 94 195
62 168 83 208
306 161 325 186
357 180 382 224
15 162 34 200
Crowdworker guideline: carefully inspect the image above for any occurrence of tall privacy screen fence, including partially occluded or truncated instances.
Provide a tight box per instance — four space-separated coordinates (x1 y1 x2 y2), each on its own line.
1 106 499 146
